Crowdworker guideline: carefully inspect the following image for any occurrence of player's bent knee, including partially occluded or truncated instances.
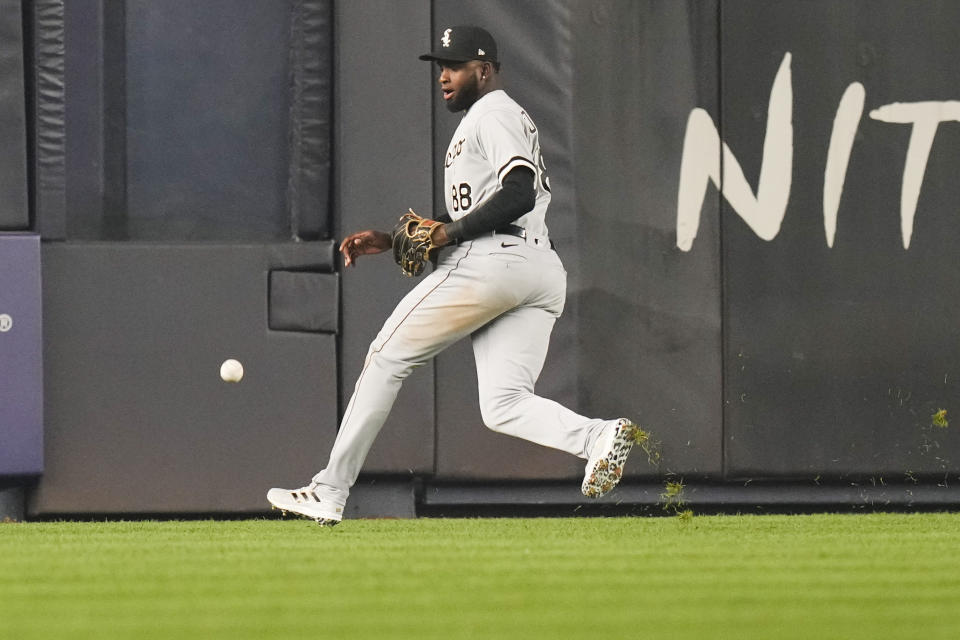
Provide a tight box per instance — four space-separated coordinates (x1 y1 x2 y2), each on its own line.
479 407 505 432
478 390 527 433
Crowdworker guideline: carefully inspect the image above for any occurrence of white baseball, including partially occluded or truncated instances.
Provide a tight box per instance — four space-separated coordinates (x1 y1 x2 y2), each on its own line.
220 358 244 383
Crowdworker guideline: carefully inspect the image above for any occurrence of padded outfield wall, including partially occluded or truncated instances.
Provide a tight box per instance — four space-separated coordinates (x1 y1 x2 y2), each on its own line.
1 0 958 517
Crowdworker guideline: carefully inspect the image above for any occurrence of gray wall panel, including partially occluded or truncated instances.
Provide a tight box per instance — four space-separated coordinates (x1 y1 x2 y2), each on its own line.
32 243 338 513
124 0 292 240
60 1 332 241
572 0 723 478
334 0 435 475
63 0 103 241
0 0 28 229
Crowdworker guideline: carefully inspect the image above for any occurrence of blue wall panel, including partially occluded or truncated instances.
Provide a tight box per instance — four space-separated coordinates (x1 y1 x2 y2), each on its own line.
0 235 43 476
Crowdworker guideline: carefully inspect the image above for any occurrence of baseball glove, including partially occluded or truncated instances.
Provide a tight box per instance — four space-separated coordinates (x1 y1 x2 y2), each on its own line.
392 209 442 277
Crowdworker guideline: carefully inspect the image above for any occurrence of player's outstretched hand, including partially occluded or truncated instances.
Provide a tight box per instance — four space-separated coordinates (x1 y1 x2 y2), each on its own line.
339 230 392 268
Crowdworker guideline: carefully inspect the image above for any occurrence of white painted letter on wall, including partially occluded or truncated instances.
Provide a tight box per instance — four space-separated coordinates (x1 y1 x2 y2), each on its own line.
676 53 793 251
869 101 960 249
823 82 865 248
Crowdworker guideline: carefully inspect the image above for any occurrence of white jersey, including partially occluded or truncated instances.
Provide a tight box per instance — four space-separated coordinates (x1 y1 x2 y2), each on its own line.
443 89 551 238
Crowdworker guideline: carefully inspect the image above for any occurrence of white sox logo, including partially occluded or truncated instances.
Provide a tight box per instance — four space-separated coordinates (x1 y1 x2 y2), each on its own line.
441 29 452 48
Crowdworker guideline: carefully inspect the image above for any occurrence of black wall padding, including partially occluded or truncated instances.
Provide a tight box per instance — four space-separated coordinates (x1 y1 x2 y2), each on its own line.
571 0 724 478
0 0 28 229
721 0 960 479
124 1 294 240
31 0 67 239
287 0 333 240
33 242 339 514
101 0 127 240
57 1 333 241
269 271 339 333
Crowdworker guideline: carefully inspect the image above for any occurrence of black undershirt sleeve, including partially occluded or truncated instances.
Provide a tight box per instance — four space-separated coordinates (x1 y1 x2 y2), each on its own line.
440 167 536 243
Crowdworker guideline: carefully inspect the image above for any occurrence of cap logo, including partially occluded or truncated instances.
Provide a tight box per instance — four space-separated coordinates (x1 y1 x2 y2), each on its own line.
478 48 485 56
441 28 452 47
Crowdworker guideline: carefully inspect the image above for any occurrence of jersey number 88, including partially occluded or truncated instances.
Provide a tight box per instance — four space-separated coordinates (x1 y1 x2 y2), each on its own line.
451 182 472 212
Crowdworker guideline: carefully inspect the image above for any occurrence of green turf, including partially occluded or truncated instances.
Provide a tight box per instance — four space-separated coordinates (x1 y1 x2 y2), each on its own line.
1 513 958 639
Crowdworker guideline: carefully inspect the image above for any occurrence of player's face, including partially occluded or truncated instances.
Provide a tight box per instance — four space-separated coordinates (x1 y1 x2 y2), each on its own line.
436 61 483 112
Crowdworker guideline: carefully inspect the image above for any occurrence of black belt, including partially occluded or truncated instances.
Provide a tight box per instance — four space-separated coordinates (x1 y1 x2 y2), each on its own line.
494 224 556 250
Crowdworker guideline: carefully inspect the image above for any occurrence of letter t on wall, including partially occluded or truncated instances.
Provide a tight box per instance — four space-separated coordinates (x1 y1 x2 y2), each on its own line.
869 101 960 249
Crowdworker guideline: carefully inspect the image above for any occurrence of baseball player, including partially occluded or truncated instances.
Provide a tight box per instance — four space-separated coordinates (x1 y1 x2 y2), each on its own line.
268 26 654 525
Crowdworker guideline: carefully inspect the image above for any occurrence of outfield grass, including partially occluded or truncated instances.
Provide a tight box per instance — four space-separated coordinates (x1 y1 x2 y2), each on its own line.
1 513 958 639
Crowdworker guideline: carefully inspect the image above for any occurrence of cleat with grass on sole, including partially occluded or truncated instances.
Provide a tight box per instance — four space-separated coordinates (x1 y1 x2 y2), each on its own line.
581 419 658 498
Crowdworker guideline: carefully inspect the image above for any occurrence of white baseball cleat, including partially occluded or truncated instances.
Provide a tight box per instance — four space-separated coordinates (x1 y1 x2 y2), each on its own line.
267 484 344 526
581 418 642 498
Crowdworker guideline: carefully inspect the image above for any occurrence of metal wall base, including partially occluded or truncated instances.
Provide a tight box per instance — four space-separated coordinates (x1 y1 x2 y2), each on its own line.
0 485 26 522
420 480 960 516
346 479 418 520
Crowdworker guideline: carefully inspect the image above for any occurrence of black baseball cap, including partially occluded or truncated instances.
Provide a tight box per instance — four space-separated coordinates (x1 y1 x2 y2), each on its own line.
419 25 498 64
